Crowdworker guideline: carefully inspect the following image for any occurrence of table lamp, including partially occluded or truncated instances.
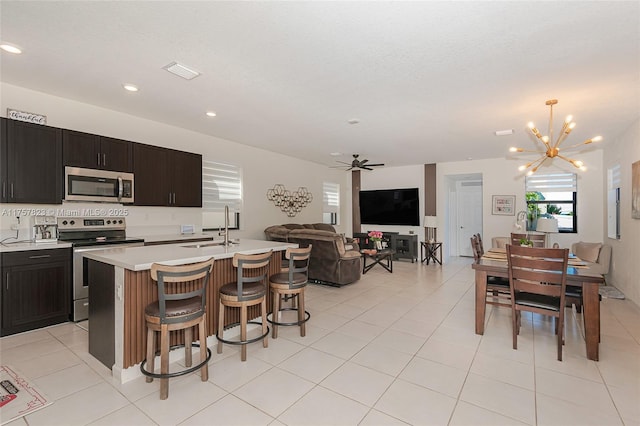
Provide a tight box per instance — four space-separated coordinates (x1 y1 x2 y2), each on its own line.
536 217 558 247
424 216 438 243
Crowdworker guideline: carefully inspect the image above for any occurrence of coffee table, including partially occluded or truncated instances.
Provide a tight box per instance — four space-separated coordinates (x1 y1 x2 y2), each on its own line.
361 249 395 274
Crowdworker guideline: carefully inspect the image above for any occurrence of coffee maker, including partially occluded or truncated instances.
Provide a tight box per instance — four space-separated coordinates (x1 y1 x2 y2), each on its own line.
33 216 58 243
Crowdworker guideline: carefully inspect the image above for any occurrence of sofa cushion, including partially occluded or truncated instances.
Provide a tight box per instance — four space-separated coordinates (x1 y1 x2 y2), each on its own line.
573 242 602 263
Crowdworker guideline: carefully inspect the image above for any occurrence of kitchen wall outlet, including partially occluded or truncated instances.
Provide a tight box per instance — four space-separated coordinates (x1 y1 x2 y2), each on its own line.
180 224 195 235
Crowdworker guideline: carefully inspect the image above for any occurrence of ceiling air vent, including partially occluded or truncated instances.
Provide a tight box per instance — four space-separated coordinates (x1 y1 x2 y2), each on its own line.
162 62 201 80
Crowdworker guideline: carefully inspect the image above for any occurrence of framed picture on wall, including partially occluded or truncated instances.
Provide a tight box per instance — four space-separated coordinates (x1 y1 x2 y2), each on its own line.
492 195 515 216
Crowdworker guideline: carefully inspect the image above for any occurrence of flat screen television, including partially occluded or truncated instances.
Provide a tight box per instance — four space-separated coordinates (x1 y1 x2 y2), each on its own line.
359 188 420 226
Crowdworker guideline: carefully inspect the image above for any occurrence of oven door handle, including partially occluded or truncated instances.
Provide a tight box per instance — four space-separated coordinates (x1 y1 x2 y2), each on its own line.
117 176 123 201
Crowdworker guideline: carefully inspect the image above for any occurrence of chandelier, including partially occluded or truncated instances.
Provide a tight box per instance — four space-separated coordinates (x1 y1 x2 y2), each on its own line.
509 99 602 175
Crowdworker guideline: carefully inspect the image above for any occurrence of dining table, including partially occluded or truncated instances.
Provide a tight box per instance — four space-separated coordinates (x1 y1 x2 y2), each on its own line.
472 249 604 361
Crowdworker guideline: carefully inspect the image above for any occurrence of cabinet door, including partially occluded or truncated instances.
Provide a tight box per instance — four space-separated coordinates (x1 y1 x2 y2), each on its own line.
171 150 202 207
133 143 170 206
63 129 101 169
0 118 7 202
100 136 132 172
1 260 70 336
6 120 63 204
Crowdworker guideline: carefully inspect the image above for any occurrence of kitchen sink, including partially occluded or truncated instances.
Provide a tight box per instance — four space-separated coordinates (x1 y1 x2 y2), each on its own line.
182 240 238 248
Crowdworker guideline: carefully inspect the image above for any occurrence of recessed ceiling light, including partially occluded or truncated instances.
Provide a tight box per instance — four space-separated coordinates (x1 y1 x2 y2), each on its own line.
0 43 22 54
347 119 360 125
494 129 514 136
123 84 139 92
330 152 342 156
206 111 217 117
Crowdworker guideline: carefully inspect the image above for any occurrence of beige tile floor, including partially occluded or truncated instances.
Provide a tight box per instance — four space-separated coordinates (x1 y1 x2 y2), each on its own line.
1 257 639 425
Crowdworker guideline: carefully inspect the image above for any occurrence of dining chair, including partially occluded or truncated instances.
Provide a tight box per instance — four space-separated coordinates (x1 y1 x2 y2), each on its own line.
506 244 569 361
510 232 545 247
471 235 511 308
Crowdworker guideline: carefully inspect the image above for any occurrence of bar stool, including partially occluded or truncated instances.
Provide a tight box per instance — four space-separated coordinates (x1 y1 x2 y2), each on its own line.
140 258 214 400
268 246 312 338
217 250 272 361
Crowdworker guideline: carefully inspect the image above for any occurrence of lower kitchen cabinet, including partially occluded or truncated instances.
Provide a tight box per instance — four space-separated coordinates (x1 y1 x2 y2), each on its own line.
1 248 71 336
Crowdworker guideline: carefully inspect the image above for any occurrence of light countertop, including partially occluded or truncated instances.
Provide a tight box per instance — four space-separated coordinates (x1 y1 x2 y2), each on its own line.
0 241 73 253
140 233 215 244
82 239 296 271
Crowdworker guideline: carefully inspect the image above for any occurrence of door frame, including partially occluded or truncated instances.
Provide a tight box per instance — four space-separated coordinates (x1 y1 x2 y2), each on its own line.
444 173 483 257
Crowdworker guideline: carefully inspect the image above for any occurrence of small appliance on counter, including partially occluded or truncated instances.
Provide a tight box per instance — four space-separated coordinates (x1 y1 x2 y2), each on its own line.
32 216 58 243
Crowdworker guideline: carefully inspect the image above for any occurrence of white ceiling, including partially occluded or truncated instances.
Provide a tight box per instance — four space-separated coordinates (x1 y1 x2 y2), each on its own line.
1 1 638 168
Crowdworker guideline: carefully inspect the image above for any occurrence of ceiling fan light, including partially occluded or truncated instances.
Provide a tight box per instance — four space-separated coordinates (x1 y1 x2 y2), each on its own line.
518 164 527 171
527 122 535 129
564 115 573 123
542 135 549 143
509 147 520 153
592 135 603 142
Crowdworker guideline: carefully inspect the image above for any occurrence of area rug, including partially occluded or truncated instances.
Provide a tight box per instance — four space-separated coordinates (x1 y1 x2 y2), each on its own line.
0 365 51 425
599 285 626 300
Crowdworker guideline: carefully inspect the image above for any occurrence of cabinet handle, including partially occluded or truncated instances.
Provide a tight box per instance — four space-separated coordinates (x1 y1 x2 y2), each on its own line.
97 153 101 166
2 181 5 199
103 153 106 167
172 193 176 204
5 273 8 291
10 183 14 199
28 254 51 259
169 193 172 205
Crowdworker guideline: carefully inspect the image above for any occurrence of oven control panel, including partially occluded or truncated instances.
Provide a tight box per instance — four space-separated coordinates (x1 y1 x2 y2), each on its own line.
57 217 126 231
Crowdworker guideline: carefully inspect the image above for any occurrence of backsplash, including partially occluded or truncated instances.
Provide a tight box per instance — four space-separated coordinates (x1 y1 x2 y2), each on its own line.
0 202 203 242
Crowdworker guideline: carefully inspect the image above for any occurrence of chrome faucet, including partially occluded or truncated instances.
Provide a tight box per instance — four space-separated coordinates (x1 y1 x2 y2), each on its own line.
218 205 231 246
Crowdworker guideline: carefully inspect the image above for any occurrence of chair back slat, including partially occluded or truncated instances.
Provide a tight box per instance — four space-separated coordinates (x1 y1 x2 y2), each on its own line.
507 245 569 299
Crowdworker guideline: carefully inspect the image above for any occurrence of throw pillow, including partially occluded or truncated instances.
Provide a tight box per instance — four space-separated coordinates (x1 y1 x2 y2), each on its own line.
574 242 602 263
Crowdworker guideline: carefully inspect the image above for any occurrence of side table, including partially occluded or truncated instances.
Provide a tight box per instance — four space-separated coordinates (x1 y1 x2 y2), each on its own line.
420 241 442 265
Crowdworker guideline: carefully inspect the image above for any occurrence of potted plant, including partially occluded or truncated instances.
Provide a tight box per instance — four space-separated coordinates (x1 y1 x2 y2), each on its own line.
519 238 533 247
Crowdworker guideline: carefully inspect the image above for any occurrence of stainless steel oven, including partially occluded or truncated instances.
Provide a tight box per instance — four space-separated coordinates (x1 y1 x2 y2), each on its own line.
65 167 134 203
58 217 144 321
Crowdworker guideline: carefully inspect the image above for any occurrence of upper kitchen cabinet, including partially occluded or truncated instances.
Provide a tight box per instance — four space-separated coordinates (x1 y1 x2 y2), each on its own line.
63 129 132 172
4 119 63 204
133 143 202 207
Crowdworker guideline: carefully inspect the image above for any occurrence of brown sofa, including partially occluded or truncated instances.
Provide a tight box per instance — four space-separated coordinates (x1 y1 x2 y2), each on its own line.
264 224 361 286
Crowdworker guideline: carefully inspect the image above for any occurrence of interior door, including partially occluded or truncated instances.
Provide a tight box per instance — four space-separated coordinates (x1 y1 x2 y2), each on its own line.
457 180 483 257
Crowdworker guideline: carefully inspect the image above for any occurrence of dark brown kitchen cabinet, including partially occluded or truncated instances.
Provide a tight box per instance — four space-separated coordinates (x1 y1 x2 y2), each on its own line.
63 129 132 172
133 143 201 207
1 248 72 337
0 117 7 202
4 119 63 204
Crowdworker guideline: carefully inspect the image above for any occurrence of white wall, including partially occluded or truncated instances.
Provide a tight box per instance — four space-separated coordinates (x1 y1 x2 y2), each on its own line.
0 83 352 240
602 118 640 305
438 151 604 259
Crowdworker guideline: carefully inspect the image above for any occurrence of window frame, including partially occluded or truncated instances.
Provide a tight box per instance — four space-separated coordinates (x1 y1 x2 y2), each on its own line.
525 172 577 234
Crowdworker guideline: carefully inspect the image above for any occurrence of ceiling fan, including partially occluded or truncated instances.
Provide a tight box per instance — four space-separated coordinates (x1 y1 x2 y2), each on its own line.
333 154 385 171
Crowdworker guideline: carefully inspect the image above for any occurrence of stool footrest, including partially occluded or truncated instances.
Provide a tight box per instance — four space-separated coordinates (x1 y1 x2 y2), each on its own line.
217 321 270 346
140 343 211 379
267 308 311 327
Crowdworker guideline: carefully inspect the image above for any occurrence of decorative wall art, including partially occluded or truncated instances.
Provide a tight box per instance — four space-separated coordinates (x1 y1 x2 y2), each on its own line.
492 195 515 216
633 160 640 219
267 184 313 217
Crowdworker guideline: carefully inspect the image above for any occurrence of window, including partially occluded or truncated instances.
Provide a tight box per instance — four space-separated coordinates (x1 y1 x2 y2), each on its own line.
202 160 242 230
525 172 577 233
607 164 621 239
322 182 340 225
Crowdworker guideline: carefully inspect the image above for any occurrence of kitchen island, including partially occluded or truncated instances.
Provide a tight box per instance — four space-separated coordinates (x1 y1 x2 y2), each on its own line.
83 239 295 383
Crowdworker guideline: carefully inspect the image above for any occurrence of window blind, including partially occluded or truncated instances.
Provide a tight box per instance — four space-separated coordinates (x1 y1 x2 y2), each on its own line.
323 182 340 213
525 172 577 192
608 164 621 190
202 160 242 213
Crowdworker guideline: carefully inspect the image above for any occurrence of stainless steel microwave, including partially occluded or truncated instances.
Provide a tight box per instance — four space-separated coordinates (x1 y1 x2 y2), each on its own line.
65 167 134 203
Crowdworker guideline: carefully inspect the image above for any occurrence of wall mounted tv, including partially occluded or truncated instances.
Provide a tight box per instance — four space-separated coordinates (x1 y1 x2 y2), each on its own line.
359 188 420 226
